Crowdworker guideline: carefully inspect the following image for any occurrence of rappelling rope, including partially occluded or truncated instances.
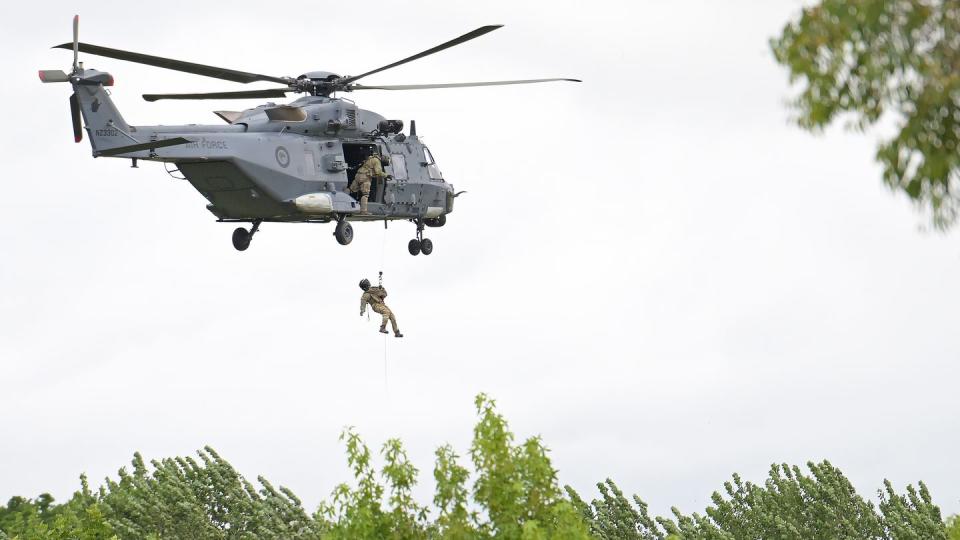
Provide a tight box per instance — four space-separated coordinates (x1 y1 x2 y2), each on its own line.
381 221 389 394
380 219 388 275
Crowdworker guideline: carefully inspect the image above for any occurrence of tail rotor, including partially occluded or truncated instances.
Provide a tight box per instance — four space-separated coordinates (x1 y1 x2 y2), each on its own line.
39 15 83 142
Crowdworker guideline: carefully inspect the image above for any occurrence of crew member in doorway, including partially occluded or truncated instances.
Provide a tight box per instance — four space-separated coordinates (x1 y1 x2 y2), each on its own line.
360 278 403 337
349 150 388 214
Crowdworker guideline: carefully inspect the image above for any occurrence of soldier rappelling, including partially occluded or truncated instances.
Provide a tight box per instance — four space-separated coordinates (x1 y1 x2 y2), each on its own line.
360 276 403 337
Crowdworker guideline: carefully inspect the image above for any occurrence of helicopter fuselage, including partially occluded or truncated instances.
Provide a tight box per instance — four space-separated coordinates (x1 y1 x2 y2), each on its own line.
75 74 455 225
43 20 578 252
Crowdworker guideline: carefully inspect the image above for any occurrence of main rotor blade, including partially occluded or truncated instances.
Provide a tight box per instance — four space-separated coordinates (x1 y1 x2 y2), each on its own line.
142 88 291 102
53 42 289 84
338 25 503 85
351 78 582 90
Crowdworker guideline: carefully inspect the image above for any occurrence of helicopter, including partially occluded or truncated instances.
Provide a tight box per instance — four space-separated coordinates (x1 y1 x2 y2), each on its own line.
39 17 580 254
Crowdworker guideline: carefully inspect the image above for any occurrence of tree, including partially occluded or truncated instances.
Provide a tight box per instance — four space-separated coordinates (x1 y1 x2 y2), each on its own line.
946 514 960 539
0 480 114 540
322 394 591 540
99 447 321 539
567 461 947 539
771 0 960 229
0 394 952 539
468 393 591 540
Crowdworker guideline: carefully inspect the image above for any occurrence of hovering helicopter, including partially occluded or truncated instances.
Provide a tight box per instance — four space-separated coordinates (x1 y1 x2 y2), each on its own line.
39 17 579 254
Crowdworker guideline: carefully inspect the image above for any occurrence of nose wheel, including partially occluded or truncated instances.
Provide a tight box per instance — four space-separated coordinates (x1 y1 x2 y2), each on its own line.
232 220 261 251
408 218 434 256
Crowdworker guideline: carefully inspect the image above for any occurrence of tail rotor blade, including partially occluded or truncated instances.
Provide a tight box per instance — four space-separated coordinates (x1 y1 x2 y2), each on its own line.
39 70 70 83
72 15 79 70
70 92 82 143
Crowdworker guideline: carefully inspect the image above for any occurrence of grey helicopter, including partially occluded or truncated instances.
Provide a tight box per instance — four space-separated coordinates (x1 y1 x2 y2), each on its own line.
39 17 580 254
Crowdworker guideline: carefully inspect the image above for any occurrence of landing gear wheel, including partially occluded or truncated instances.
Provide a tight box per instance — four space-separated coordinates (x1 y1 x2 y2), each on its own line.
232 220 261 251
408 239 421 256
232 227 251 251
335 220 354 245
420 238 433 255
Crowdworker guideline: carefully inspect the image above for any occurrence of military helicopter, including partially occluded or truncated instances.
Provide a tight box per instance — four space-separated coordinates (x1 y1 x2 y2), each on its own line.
39 17 580 254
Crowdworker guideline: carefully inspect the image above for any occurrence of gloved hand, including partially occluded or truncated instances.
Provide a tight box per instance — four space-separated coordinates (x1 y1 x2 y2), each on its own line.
360 310 364 317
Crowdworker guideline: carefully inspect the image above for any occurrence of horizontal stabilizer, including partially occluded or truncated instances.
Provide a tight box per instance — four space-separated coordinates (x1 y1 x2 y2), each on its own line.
39 70 70 83
96 137 192 157
214 110 243 123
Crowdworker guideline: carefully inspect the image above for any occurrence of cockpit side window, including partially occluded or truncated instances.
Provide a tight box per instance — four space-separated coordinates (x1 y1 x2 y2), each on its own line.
423 146 443 180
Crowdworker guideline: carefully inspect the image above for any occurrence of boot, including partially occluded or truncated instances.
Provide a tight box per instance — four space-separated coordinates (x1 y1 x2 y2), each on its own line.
394 330 403 338
379 327 389 334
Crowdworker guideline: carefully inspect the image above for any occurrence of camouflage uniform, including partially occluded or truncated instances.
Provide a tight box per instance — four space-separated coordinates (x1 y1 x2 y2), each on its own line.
361 285 400 335
349 154 386 214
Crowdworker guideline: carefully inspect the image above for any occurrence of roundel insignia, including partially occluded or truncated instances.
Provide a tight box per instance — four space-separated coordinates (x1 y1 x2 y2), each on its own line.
275 146 290 168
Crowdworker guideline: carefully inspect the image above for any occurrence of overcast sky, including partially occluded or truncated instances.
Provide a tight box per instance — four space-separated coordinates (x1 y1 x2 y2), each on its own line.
2 0 958 522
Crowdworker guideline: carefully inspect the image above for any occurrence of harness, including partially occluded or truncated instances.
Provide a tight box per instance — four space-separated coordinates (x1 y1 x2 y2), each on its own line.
367 287 387 305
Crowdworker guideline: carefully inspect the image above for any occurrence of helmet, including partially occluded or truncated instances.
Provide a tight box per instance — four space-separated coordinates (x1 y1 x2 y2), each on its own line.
359 279 371 290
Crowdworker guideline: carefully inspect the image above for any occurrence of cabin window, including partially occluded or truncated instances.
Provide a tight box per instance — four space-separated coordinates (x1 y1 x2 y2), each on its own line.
390 153 408 180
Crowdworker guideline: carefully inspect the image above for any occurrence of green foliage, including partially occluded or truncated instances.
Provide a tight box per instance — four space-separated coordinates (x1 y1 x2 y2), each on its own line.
877 479 946 539
771 0 960 229
695 461 882 538
568 461 948 540
469 394 591 540
433 444 474 539
0 480 115 540
0 395 953 540
565 479 663 540
320 429 429 539
100 446 322 539
946 514 960 539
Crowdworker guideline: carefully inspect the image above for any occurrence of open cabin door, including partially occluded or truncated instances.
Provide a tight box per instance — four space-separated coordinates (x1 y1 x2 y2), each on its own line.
342 142 381 204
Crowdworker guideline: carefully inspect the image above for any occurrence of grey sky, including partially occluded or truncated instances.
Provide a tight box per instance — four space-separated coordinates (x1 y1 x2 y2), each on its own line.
2 0 958 521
